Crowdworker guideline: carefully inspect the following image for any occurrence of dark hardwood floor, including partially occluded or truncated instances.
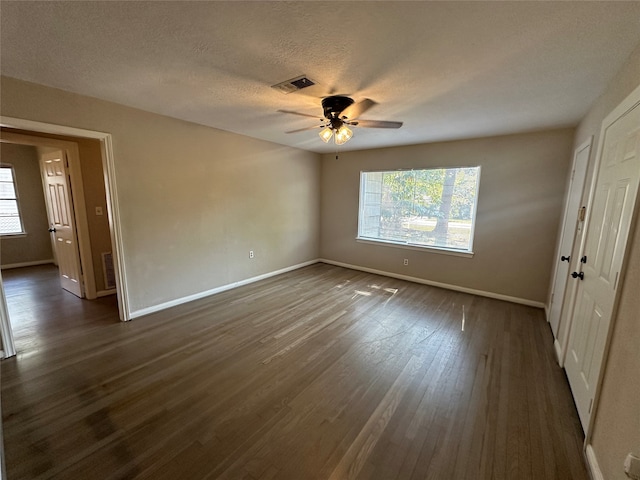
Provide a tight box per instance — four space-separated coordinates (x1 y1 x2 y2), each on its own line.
1 263 589 479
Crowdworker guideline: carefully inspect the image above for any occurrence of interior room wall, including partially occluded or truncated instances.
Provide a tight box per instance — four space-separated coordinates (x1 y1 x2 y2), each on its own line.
0 76 321 315
0 143 53 267
320 128 575 304
573 42 640 480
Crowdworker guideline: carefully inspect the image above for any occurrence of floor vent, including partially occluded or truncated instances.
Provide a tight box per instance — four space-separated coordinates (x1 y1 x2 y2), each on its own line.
102 252 116 289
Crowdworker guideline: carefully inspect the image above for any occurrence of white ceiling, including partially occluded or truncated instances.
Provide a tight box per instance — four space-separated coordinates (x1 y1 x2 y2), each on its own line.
2 1 640 153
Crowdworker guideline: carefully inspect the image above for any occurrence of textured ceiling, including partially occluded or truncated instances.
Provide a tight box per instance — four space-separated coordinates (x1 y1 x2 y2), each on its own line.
1 1 640 153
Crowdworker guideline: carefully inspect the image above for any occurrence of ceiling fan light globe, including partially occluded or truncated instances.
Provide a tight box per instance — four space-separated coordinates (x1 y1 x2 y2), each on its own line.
319 127 333 143
334 125 353 145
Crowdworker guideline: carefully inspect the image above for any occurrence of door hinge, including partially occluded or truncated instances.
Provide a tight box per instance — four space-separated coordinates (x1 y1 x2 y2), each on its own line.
588 398 593 414
613 271 619 290
579 206 586 222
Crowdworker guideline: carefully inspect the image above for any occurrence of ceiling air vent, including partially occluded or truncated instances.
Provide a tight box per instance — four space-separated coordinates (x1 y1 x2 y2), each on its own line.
271 75 316 94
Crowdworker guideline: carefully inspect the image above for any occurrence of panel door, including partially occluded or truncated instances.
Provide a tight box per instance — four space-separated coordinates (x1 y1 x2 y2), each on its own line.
40 150 84 298
564 100 639 431
548 141 590 338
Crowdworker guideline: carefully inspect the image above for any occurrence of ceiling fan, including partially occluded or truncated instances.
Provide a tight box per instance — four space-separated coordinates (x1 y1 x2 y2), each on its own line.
278 96 403 145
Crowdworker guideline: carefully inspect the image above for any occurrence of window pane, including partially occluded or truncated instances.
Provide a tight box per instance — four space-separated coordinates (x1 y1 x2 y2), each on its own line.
0 168 13 182
0 199 19 215
358 167 480 252
0 216 22 234
0 181 16 199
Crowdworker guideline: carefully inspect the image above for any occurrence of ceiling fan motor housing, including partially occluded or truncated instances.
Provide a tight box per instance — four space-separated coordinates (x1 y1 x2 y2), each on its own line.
322 96 354 119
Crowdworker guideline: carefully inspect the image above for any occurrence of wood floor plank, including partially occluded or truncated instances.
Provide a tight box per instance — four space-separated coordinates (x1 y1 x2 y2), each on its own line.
1 263 590 479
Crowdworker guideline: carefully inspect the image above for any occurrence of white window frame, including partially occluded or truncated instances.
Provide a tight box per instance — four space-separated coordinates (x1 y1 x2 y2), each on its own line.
0 164 25 236
357 167 481 256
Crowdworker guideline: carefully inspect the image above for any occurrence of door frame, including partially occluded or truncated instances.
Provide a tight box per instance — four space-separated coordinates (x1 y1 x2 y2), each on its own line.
0 117 130 357
574 83 640 440
549 136 592 365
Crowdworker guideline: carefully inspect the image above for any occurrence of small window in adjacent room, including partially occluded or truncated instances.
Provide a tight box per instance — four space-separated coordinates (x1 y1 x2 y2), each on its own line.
0 165 25 235
358 166 480 253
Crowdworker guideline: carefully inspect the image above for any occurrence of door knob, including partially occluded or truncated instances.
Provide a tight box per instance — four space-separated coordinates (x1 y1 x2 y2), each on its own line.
561 255 571 262
48 228 57 233
571 271 584 280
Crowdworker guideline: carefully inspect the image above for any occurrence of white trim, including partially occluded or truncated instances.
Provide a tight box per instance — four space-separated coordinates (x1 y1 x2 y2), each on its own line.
0 116 128 322
100 135 129 320
0 117 109 140
319 258 545 308
0 273 16 358
1 259 54 269
356 238 474 258
0 233 27 239
129 259 320 319
97 289 116 298
586 444 604 480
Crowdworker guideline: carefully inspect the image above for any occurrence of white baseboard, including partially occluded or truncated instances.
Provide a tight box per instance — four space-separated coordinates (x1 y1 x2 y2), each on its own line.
1 259 54 270
129 258 545 320
319 259 545 308
97 289 117 298
130 259 321 319
586 444 604 480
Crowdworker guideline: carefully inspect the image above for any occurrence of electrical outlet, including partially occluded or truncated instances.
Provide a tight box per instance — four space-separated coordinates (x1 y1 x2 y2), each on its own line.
625 453 640 479
403 259 408 266
249 250 254 259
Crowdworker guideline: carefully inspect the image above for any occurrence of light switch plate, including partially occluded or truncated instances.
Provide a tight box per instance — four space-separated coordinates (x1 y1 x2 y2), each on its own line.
95 206 103 216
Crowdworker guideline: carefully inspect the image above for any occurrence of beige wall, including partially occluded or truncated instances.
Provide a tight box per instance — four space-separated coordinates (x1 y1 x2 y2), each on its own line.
0 77 321 314
73 137 112 293
575 43 640 480
0 143 53 266
320 129 575 303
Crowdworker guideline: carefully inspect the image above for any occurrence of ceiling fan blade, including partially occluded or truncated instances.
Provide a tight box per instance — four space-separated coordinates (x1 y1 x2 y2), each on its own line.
340 98 377 120
351 119 403 129
285 125 323 134
278 109 322 119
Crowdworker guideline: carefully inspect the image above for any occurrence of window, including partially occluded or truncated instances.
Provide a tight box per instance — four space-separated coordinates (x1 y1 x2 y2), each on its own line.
0 165 24 235
358 167 480 253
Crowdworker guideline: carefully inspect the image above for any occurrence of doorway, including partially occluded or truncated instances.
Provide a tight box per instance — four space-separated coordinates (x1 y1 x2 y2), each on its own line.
0 118 129 358
564 85 640 434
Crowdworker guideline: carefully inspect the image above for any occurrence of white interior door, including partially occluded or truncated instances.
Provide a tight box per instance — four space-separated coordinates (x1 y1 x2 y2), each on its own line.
565 94 640 432
40 150 84 298
548 140 590 338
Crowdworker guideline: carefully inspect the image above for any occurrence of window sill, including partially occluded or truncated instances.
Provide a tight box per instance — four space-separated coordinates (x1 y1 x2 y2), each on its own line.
356 237 474 258
0 233 27 239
